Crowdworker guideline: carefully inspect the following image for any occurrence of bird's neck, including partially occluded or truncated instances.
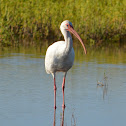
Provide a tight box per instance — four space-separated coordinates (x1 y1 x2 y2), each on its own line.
62 30 73 54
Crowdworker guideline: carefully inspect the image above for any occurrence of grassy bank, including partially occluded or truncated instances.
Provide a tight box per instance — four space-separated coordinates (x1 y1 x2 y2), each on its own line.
0 0 126 46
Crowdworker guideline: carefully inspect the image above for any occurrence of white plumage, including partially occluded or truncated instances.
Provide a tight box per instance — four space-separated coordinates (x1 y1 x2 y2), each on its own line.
45 20 87 109
45 41 74 74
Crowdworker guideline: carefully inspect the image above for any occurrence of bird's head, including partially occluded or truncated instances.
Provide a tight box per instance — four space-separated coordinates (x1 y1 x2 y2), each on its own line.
60 20 87 55
60 20 73 30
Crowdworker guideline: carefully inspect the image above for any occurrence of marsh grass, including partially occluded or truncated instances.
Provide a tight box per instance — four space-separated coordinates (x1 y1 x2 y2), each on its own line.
0 0 126 46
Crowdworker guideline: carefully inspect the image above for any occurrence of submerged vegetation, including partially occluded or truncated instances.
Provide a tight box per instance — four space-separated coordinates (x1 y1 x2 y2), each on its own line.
0 0 126 46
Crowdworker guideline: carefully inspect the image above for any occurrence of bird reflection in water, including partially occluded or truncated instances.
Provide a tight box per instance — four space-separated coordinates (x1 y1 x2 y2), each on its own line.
53 108 65 126
53 109 56 126
53 108 76 126
61 108 65 126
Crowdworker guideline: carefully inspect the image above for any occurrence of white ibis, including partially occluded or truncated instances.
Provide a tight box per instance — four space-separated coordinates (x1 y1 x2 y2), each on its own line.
45 20 87 109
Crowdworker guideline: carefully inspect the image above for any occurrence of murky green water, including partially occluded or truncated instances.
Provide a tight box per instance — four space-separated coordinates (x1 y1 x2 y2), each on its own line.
0 45 126 126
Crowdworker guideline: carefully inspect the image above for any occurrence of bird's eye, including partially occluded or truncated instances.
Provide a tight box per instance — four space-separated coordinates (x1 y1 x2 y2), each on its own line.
67 25 68 26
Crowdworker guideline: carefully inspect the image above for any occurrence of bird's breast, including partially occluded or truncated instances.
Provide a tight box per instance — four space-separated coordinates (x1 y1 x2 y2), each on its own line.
55 47 75 72
45 41 75 73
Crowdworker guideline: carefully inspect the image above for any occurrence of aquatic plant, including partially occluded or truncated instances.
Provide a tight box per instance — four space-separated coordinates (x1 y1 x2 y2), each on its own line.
0 0 125 46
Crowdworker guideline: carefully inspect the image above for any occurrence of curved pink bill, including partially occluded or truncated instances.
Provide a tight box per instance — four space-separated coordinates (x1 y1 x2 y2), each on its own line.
67 25 87 54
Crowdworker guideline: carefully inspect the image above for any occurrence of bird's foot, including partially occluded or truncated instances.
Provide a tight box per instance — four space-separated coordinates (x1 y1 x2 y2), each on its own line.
54 106 57 109
62 104 66 109
62 84 65 90
54 86 57 90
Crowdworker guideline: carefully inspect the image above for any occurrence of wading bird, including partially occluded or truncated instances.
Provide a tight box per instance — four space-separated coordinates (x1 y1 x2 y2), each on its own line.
45 20 87 109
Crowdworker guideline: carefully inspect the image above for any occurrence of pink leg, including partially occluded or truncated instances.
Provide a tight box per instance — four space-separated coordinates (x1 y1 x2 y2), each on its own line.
54 78 57 109
62 75 66 109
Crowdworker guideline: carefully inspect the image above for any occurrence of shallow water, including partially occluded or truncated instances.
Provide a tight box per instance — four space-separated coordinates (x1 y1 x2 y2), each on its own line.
0 46 126 126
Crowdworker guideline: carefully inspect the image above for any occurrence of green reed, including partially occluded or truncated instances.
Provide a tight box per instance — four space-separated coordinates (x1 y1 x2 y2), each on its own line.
0 0 126 46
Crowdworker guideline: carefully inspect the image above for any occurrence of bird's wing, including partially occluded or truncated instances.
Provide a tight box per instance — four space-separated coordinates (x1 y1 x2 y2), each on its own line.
45 41 65 74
